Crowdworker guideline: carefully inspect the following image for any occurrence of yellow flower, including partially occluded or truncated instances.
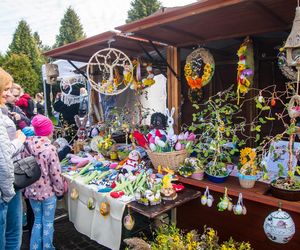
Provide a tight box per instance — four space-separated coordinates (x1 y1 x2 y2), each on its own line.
237 64 246 71
237 45 247 56
239 84 248 94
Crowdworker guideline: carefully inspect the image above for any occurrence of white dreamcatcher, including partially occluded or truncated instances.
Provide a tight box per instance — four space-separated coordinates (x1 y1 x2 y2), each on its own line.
87 48 133 95
60 76 85 106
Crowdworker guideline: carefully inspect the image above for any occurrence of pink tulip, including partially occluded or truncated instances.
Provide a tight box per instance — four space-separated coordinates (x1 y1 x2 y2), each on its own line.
178 133 185 140
187 133 196 141
175 142 182 151
184 131 189 140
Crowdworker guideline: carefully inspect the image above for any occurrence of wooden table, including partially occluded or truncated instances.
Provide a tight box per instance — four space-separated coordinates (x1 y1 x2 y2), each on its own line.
128 187 201 219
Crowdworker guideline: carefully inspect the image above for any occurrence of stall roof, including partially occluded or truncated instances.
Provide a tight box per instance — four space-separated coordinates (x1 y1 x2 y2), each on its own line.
44 31 166 62
116 0 296 47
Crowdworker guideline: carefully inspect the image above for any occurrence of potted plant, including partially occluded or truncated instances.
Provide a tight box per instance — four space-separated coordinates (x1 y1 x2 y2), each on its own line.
190 87 244 183
178 157 204 179
238 147 258 188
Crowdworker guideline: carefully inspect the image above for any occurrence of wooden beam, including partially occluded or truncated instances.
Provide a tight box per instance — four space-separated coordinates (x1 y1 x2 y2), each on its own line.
177 25 291 48
161 25 205 41
252 0 289 27
167 46 181 133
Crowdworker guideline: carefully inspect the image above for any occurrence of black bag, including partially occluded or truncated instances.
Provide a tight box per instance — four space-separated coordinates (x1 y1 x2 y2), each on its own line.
14 143 41 190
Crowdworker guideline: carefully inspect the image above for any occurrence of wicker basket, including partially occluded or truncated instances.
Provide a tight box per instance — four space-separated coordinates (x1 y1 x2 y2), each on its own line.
146 149 189 171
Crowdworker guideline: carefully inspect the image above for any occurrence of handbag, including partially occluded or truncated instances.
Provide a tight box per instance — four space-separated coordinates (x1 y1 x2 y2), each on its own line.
14 143 41 190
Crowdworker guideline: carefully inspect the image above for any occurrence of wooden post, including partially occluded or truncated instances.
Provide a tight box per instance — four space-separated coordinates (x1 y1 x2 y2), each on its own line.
166 46 181 134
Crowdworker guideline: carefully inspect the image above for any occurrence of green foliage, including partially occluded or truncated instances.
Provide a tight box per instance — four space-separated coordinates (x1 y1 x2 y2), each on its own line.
126 0 162 23
190 88 245 176
55 6 86 47
0 53 5 66
7 20 44 75
2 54 39 95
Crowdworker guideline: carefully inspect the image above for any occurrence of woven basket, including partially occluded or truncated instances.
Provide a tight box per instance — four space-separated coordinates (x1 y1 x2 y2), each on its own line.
239 177 256 189
146 150 189 171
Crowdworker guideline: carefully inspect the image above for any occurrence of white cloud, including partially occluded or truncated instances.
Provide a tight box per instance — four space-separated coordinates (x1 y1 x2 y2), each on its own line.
0 0 196 54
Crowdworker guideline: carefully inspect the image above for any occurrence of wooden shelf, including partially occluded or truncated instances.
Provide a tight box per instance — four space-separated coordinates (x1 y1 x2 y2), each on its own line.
177 176 300 213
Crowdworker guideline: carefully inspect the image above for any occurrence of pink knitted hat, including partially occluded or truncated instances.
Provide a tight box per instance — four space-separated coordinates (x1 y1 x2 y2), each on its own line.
31 114 53 136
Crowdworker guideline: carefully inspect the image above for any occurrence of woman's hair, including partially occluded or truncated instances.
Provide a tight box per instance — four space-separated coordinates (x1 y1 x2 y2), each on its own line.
0 67 13 105
11 83 22 92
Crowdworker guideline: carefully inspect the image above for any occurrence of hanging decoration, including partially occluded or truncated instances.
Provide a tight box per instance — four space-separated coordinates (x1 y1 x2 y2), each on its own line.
236 37 254 105
100 201 111 216
233 193 247 215
123 206 135 230
184 48 215 90
87 48 133 95
130 59 155 91
201 186 214 207
60 76 85 106
217 187 232 212
278 47 298 81
263 205 295 244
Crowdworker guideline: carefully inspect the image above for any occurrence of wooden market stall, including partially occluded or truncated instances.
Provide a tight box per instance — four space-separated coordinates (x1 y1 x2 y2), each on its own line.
116 0 300 249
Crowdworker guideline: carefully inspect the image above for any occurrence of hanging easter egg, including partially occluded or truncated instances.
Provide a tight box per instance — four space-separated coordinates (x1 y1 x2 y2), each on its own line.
227 201 233 211
242 206 247 215
123 214 135 231
201 195 207 205
207 195 214 207
70 188 79 200
263 208 295 244
100 202 111 216
87 197 95 210
233 204 243 215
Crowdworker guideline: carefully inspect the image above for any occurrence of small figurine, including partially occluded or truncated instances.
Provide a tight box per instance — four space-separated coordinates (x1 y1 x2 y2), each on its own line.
160 174 177 200
165 107 175 137
147 112 167 151
122 150 141 173
75 115 88 141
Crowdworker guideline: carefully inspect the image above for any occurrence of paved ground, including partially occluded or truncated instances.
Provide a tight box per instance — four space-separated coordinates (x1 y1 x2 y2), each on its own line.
21 209 110 250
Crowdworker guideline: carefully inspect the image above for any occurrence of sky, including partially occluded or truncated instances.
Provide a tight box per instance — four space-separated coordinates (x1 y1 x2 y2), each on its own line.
0 0 196 54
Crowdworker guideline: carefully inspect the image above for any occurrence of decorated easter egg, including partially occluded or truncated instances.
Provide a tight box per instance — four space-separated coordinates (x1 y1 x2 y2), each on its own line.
263 208 295 244
87 197 95 210
100 202 110 216
70 188 79 200
233 204 243 215
207 195 213 207
201 195 207 205
123 214 135 231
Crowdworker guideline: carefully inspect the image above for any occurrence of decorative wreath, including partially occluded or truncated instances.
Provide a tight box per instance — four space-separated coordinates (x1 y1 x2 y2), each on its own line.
236 37 254 104
278 46 297 81
87 48 133 95
130 59 155 91
184 48 215 89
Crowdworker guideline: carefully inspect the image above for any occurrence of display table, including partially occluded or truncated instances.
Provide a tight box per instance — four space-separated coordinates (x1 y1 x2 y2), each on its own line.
63 174 126 250
128 187 201 219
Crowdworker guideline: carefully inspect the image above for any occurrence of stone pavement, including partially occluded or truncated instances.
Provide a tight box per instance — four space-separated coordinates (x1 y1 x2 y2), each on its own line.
21 209 110 250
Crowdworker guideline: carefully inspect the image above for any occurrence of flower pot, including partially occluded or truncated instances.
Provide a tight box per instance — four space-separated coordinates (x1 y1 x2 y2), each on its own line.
191 171 204 180
270 179 300 201
238 173 256 189
205 171 230 183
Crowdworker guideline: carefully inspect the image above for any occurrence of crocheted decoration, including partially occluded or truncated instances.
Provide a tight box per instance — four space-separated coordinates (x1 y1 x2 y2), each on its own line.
184 48 215 89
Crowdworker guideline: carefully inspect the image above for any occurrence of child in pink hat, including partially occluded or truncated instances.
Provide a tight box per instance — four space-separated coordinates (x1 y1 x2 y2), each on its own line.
24 114 64 249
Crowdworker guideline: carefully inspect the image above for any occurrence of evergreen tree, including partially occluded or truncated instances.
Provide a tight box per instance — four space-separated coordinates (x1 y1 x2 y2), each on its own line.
33 31 43 50
0 53 5 66
8 20 44 75
126 0 162 23
55 6 86 47
3 54 40 95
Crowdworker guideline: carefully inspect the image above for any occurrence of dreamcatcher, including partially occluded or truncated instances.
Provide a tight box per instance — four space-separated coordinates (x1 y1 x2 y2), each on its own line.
87 48 133 95
60 76 85 106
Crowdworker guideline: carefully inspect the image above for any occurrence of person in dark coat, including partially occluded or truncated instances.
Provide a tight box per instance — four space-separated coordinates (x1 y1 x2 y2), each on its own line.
16 91 35 119
5 83 30 129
